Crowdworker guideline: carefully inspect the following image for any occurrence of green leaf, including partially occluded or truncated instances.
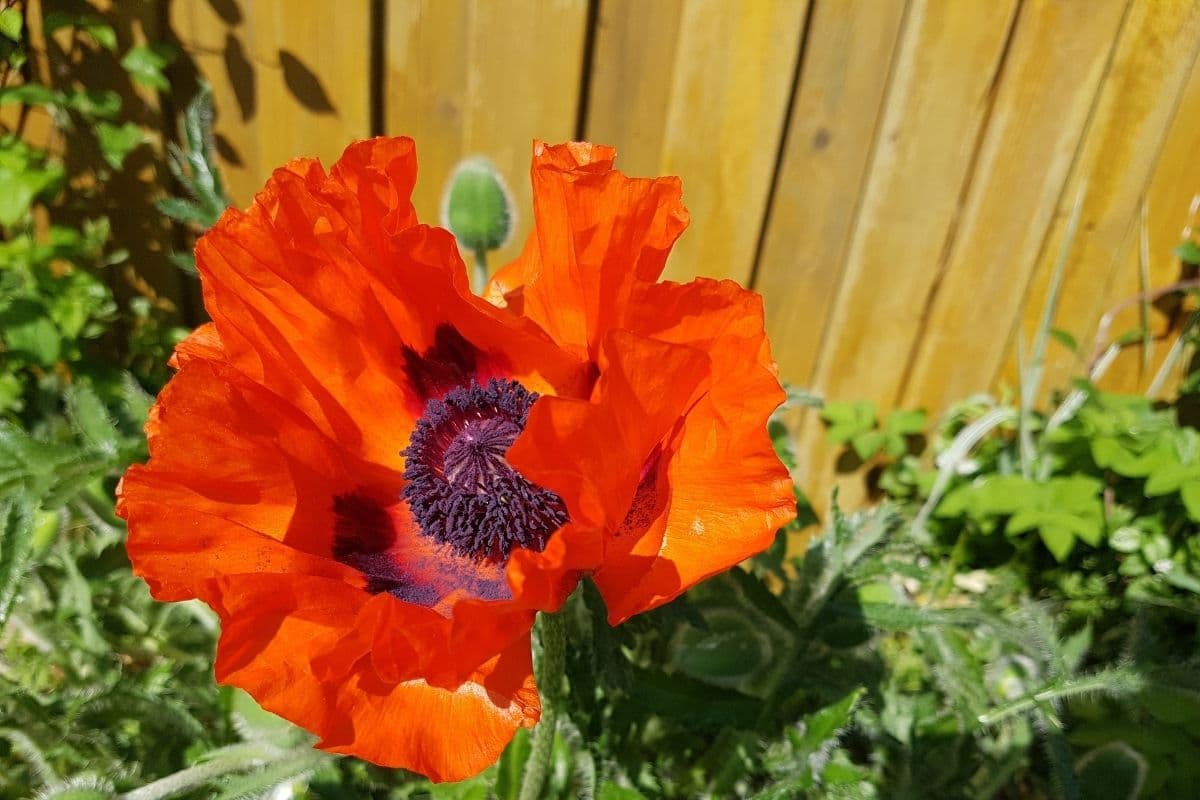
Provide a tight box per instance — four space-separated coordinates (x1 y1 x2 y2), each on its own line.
674 615 771 686
0 8 22 42
1076 742 1147 800
796 688 863 755
0 495 35 631
598 785 647 800
65 88 122 119
850 430 887 461
493 727 531 800
0 142 64 226
64 384 119 456
44 12 117 50
156 196 207 224
1176 239 1200 265
121 43 178 91
626 667 760 729
1 303 61 365
885 408 927 436
1181 481 1200 522
0 83 60 107
1108 526 1143 553
822 400 877 446
442 156 514 253
96 121 145 169
1049 327 1079 351
1038 521 1077 562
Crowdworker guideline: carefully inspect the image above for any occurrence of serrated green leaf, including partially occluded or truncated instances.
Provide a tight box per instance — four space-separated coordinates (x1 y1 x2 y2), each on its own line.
0 495 35 631
64 384 119 456
442 156 514 253
156 195 207 224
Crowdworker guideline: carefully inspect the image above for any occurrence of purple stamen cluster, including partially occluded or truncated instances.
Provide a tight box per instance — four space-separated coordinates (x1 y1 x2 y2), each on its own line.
401 378 568 561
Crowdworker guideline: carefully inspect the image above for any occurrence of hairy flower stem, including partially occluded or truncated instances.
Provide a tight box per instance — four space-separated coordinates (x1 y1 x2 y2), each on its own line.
473 247 489 296
518 609 567 800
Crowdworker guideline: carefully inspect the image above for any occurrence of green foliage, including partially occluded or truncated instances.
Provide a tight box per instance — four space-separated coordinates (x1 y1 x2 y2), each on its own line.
120 44 178 92
822 400 927 461
3 4 1200 799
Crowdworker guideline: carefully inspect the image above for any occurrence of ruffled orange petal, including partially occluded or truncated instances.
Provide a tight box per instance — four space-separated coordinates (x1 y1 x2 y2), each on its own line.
211 572 538 784
197 138 587 470
119 354 535 685
507 329 709 547
592 278 796 623
167 322 223 368
118 358 366 598
320 635 539 783
488 141 689 362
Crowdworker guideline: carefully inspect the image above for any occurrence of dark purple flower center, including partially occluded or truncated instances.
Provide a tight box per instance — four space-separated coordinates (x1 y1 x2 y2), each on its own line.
401 378 568 561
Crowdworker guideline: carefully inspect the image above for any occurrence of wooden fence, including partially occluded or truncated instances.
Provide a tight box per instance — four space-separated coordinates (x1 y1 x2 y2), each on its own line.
160 0 1200 503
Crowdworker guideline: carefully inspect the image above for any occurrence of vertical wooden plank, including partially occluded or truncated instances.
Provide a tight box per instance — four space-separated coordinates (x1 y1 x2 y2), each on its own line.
586 0 807 284
999 0 1200 399
900 0 1129 413
384 0 588 270
170 0 372 206
1096 53 1200 395
754 0 908 384
793 0 1019 509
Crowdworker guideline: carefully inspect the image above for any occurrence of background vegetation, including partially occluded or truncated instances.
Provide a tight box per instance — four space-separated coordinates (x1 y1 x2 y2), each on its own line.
2 5 1199 800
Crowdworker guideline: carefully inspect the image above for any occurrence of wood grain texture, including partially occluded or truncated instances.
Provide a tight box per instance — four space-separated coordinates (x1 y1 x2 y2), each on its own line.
586 0 807 284
792 0 1019 510
900 0 1129 412
1097 53 1200 395
170 0 372 206
999 0 1200 399
755 0 909 385
384 0 588 271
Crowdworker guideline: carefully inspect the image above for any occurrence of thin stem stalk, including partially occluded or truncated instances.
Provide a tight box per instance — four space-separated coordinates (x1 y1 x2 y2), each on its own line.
518 609 567 800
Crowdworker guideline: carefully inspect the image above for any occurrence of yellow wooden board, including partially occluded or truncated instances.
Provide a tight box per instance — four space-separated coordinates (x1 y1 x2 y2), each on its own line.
586 0 808 284
1098 53 1200 395
901 0 1130 413
384 0 589 272
755 0 909 386
170 0 373 207
793 0 1020 512
999 0 1200 401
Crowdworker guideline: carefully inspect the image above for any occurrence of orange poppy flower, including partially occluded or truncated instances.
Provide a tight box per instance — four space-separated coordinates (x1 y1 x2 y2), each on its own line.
117 137 795 782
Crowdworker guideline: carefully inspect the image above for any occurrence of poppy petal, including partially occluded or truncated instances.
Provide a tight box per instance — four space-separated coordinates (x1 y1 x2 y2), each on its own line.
197 141 586 469
489 141 690 361
593 278 796 623
508 328 709 543
320 634 539 783
210 572 538 783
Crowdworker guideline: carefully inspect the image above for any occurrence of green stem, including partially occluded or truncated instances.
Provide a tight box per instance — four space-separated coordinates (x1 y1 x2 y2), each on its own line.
518 610 567 800
976 667 1146 727
473 247 489 296
117 744 293 800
